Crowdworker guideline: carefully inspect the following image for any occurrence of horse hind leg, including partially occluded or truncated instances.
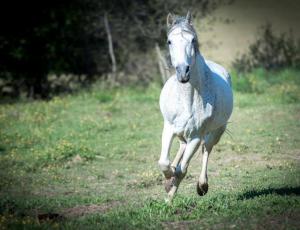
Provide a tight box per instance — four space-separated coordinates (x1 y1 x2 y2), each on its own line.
197 125 226 196
171 140 186 170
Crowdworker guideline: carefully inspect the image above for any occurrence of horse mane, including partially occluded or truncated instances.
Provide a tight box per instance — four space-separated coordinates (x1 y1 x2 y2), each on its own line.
167 16 195 33
169 16 187 27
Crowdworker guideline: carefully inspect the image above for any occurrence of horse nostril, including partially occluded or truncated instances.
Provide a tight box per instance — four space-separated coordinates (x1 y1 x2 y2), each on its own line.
185 66 190 74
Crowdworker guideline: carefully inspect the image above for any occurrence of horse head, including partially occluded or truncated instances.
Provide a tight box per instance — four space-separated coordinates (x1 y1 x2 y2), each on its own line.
167 12 199 83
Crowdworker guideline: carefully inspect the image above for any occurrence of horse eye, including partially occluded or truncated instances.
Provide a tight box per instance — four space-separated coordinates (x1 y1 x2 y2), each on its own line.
167 40 171 45
192 38 195 43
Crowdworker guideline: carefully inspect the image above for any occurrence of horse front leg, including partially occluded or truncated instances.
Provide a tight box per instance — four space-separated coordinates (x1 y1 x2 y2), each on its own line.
167 137 201 202
158 122 175 179
171 140 186 171
164 140 186 193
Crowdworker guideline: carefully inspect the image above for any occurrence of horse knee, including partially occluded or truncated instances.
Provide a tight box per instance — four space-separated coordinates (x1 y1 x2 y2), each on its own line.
158 159 170 171
175 165 187 179
158 159 174 179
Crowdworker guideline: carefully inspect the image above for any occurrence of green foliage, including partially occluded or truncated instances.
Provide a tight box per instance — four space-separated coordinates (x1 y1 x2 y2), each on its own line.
233 24 300 72
232 68 300 103
94 91 115 103
45 140 96 162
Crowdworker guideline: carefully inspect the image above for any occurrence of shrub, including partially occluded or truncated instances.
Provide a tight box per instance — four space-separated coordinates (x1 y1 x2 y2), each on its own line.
232 68 300 103
231 68 269 93
233 24 300 72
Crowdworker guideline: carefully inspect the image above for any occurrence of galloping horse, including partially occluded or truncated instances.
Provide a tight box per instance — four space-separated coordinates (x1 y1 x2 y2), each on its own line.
158 12 233 202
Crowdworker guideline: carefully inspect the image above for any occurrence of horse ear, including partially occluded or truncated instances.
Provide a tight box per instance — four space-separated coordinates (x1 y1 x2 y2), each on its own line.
186 11 192 24
167 13 174 28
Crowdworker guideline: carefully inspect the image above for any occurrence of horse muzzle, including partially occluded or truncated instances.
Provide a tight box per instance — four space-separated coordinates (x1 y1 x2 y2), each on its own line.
176 65 190 83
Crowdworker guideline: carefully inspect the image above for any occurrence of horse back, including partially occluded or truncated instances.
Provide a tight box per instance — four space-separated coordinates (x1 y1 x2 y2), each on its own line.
205 60 232 87
205 60 233 131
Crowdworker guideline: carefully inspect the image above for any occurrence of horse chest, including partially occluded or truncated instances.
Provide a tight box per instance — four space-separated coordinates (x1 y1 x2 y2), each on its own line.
170 94 213 139
172 113 197 138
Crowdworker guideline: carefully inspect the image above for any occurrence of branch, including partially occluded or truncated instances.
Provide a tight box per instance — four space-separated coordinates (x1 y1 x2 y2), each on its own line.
104 13 117 78
155 43 170 84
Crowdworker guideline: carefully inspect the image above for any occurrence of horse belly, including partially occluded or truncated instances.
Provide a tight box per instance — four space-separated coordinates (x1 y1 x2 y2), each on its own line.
209 87 233 131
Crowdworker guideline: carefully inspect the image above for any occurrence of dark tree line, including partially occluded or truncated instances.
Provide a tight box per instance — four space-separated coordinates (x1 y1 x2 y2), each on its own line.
0 0 222 98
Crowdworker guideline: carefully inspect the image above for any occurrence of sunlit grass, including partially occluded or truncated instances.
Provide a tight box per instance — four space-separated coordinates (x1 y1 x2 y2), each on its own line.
0 69 299 229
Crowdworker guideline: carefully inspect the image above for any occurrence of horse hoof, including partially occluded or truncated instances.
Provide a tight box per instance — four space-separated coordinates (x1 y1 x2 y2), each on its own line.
197 182 208 196
164 177 175 193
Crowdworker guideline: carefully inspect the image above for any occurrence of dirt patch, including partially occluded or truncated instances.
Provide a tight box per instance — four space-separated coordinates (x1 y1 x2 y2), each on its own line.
162 220 198 230
222 154 262 164
285 149 300 161
257 212 300 230
60 201 122 218
212 153 268 167
38 213 64 222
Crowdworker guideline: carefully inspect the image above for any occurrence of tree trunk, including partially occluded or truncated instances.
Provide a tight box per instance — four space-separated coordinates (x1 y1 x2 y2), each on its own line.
155 43 169 84
104 13 117 82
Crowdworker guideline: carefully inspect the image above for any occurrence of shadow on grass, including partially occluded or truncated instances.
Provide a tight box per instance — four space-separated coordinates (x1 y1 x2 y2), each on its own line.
239 186 300 200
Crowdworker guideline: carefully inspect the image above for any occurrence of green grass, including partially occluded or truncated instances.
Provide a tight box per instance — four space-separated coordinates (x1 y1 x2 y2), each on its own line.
232 68 300 103
0 69 299 229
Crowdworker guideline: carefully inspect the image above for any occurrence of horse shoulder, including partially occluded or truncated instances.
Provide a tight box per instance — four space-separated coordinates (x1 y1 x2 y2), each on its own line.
205 59 231 87
160 75 178 121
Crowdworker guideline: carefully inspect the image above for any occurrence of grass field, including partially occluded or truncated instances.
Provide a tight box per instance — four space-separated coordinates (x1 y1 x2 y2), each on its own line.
0 69 299 229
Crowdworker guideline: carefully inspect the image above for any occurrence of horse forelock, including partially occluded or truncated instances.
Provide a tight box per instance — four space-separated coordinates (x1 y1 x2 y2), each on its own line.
167 16 199 53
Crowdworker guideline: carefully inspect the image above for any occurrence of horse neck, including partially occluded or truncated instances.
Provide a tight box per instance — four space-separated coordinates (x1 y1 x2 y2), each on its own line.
176 52 207 112
176 52 207 98
191 52 207 88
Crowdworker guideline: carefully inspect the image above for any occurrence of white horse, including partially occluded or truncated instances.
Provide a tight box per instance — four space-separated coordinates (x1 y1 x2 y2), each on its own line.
158 12 233 202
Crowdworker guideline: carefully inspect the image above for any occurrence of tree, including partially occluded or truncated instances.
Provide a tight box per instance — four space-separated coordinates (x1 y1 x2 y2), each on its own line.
0 0 222 98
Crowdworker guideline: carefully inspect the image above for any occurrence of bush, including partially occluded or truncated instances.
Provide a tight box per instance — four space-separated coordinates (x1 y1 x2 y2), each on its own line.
233 24 300 72
232 68 300 103
231 68 269 93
